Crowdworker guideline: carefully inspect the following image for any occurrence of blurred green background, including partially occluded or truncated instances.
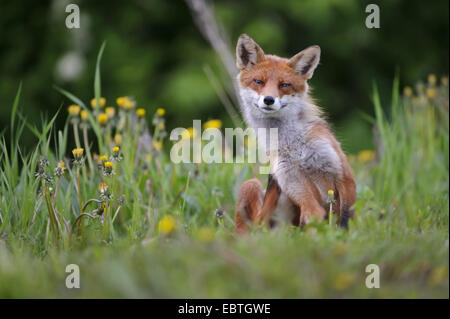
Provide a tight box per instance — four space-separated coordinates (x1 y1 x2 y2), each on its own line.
0 0 448 153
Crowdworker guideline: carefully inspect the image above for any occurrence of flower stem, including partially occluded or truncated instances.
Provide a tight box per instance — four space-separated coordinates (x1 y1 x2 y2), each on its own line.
83 126 95 175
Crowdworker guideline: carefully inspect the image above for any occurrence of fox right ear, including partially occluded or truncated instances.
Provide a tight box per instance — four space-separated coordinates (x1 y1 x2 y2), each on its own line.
236 34 265 70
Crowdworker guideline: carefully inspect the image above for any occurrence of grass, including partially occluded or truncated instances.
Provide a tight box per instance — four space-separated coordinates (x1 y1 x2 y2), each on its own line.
0 49 448 298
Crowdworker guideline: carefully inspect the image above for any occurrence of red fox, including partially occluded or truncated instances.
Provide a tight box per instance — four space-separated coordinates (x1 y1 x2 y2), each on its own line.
235 34 356 233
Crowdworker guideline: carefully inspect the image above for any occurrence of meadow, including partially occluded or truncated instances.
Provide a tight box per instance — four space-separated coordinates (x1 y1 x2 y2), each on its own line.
0 47 448 298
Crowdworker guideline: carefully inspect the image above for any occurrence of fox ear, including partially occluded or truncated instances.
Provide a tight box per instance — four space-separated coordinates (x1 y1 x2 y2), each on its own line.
288 45 321 79
236 34 265 70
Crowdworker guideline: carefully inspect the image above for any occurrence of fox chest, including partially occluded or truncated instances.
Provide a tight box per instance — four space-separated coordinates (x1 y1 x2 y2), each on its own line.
271 138 342 177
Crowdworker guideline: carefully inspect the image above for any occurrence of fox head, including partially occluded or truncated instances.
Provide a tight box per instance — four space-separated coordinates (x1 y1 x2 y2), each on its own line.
236 34 321 121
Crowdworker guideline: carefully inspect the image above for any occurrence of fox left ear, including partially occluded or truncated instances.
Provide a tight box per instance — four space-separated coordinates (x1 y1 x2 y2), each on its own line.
288 45 321 79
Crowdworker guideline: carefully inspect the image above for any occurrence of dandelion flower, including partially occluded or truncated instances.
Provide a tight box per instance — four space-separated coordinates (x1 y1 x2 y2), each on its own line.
103 161 114 176
333 272 355 291
105 107 115 118
181 127 196 140
72 148 84 160
90 97 106 108
428 266 447 286
114 134 122 146
54 160 66 177
98 182 111 200
156 108 165 116
428 74 437 86
98 182 109 194
153 140 163 151
80 110 89 121
327 189 335 203
203 119 222 130
97 113 108 126
197 227 215 243
136 108 146 117
357 150 375 163
426 88 436 99
403 86 413 97
333 242 347 256
111 146 122 162
117 96 134 110
99 155 108 163
68 105 81 116
158 215 176 235
157 122 166 130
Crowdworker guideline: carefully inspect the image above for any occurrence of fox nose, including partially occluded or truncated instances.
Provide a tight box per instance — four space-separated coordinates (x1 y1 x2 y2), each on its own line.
263 96 275 106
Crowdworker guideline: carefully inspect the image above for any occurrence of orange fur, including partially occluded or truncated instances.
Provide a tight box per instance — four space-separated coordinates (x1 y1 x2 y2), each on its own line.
239 57 307 98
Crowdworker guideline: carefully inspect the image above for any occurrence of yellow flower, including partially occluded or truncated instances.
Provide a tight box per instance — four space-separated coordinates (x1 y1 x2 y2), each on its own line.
157 122 166 130
153 140 163 151
98 182 108 193
333 272 355 291
427 266 448 286
68 104 81 116
90 97 106 108
158 215 176 235
428 74 437 86
441 76 448 86
103 161 113 175
99 155 108 163
136 108 146 117
197 227 215 243
203 119 222 130
57 160 66 171
80 110 89 121
114 134 122 146
72 148 84 160
357 150 375 163
426 88 436 99
117 96 134 110
403 86 413 97
333 242 347 256
105 107 115 118
181 127 196 140
97 113 108 126
112 146 120 156
146 154 153 162
156 108 165 116
327 189 335 203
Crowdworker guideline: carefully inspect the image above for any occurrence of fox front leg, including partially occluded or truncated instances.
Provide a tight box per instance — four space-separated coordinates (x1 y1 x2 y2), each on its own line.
279 172 326 227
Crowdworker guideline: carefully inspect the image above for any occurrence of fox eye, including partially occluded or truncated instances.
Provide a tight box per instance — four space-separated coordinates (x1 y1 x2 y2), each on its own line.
280 83 292 88
253 79 264 85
